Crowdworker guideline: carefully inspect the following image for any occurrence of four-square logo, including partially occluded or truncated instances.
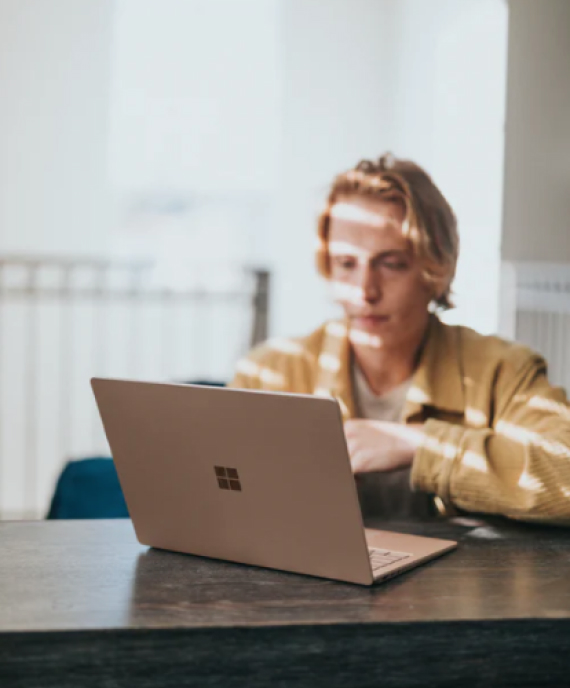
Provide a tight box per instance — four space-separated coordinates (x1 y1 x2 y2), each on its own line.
214 466 242 491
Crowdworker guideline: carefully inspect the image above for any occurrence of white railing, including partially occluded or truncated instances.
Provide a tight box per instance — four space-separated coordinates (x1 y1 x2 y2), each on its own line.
0 257 269 520
500 261 570 392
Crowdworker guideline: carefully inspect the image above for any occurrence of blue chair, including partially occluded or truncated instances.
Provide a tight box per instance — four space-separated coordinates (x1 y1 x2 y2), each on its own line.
46 456 129 519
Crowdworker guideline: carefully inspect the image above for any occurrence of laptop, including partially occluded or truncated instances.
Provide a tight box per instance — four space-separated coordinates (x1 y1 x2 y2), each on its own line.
91 378 456 586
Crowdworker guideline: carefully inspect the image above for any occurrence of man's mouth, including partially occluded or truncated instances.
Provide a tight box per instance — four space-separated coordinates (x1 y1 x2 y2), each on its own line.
351 314 390 324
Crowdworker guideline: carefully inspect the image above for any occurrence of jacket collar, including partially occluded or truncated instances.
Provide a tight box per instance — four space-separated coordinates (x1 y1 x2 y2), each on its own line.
315 315 465 421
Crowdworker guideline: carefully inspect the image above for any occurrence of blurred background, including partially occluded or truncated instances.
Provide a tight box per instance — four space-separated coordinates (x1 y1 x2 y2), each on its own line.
0 0 569 519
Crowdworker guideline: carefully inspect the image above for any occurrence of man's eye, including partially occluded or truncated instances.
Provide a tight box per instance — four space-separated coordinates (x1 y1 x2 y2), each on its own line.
381 260 408 271
333 257 356 270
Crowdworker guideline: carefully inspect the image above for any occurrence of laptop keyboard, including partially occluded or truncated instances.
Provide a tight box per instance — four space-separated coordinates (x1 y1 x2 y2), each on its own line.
369 547 412 573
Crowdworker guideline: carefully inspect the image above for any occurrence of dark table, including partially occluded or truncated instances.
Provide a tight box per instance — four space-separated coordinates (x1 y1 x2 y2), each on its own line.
1 518 569 688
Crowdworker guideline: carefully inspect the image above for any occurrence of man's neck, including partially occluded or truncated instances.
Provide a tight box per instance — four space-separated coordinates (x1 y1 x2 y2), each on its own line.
350 321 429 397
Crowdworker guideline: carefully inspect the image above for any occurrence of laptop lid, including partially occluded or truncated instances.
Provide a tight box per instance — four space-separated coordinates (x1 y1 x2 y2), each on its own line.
91 379 374 585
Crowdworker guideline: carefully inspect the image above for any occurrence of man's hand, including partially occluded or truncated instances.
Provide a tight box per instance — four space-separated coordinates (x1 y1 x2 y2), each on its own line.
344 420 425 474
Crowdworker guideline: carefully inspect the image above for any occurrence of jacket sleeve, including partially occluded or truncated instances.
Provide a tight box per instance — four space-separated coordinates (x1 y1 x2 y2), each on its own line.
411 348 570 524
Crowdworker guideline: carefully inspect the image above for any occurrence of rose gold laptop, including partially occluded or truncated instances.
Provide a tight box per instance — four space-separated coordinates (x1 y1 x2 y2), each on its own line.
91 378 456 586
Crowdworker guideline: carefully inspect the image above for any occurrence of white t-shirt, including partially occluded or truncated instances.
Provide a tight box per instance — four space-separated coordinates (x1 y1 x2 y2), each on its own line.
352 363 412 422
351 362 434 519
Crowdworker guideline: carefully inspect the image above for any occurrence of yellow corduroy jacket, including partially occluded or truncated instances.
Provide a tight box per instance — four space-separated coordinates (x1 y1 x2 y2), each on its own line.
229 315 570 525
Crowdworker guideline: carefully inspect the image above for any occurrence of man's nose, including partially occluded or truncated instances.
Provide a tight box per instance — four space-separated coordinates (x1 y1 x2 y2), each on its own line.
357 264 381 303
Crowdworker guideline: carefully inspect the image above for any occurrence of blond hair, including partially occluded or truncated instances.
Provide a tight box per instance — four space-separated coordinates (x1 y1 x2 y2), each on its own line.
316 153 459 310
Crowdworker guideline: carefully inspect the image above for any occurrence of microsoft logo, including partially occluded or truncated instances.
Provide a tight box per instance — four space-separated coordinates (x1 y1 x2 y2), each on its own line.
214 466 242 491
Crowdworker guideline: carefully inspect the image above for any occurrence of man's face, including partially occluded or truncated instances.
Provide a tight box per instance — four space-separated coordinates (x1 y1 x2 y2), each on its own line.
327 195 433 350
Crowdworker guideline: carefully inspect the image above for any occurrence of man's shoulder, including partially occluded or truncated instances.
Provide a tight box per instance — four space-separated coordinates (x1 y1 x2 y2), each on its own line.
230 321 334 390
247 322 330 371
442 319 544 372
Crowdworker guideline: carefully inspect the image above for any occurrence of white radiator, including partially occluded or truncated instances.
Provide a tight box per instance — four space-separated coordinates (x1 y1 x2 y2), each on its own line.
500 261 570 392
0 257 268 520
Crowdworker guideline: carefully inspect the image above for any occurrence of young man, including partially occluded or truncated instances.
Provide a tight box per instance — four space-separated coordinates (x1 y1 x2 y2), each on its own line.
230 154 570 524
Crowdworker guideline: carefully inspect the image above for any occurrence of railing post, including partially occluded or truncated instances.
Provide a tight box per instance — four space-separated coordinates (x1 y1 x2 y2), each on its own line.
251 269 270 347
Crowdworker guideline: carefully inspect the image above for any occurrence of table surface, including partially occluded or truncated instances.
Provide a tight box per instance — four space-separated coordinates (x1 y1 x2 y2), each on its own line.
2 517 570 688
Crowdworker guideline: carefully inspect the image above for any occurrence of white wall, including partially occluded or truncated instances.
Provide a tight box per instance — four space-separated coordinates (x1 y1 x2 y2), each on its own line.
0 0 114 255
108 0 281 292
391 0 509 335
502 0 570 262
109 0 280 195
